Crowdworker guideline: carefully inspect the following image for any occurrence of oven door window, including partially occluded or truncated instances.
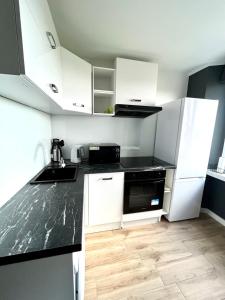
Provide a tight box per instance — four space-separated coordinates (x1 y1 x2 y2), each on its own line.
124 179 165 214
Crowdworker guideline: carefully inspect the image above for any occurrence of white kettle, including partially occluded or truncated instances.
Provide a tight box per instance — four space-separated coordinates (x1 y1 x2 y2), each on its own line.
71 145 82 163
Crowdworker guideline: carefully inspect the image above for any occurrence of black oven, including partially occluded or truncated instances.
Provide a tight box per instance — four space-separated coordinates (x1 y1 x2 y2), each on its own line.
123 169 166 214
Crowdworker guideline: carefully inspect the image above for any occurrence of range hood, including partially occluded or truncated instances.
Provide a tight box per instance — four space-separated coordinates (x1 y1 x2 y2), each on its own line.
114 104 162 118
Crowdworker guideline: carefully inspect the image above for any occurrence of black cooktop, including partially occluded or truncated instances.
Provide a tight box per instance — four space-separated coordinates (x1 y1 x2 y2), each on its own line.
120 156 174 169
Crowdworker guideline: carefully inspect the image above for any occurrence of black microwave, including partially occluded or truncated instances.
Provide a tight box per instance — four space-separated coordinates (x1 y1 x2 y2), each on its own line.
88 143 120 165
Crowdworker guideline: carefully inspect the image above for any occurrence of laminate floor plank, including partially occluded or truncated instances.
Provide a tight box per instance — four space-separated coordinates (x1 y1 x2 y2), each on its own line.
205 250 225 276
125 284 185 300
183 234 225 255
86 253 145 281
96 269 164 300
178 271 225 300
157 254 214 285
138 240 192 265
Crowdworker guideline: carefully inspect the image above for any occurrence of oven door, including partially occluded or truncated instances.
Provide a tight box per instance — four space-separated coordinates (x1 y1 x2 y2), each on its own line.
124 179 165 214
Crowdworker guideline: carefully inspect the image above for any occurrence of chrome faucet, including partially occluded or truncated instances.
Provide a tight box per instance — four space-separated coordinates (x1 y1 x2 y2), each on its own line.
60 157 66 168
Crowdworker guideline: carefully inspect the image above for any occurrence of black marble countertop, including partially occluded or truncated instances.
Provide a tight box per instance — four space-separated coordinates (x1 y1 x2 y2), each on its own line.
120 156 176 170
0 166 85 266
0 156 175 266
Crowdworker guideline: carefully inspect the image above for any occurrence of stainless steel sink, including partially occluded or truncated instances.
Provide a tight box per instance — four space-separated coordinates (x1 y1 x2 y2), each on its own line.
30 165 78 184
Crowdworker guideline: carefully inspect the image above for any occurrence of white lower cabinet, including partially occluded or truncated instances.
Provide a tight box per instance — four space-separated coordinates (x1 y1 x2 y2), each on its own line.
167 177 205 222
73 251 85 300
86 172 124 232
0 252 84 300
84 175 89 227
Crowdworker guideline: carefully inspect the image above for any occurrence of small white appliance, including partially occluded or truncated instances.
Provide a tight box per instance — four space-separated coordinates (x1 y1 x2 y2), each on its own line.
217 140 225 173
71 145 83 163
217 156 225 173
154 97 218 221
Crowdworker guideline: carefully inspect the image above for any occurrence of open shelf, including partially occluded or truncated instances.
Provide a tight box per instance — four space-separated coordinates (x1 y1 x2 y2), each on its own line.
93 94 115 115
94 89 115 96
93 66 115 115
93 66 115 74
93 67 115 91
93 113 115 117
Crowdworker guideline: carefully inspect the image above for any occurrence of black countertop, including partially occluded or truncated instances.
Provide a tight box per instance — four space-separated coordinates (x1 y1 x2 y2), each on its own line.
0 167 85 266
82 156 175 173
0 156 175 266
120 156 175 170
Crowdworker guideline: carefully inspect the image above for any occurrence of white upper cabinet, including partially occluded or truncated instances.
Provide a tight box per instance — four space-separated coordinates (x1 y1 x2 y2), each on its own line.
19 0 62 105
115 58 158 106
0 0 92 115
60 47 92 114
0 0 63 113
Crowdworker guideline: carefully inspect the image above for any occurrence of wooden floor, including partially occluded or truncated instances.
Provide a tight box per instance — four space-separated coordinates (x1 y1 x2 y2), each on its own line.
85 214 225 300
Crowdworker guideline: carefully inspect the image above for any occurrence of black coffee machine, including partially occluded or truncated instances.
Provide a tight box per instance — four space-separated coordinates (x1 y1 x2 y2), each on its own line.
51 139 64 164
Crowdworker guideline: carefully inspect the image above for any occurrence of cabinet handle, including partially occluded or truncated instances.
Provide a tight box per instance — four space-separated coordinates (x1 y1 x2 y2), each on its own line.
130 99 142 102
73 103 85 108
100 177 113 181
46 31 56 49
49 83 59 93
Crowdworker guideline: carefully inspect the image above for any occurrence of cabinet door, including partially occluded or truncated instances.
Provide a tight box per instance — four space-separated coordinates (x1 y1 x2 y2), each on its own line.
168 178 205 221
0 254 75 300
175 98 218 179
88 172 124 226
73 251 85 300
115 58 158 106
60 47 92 114
84 175 89 226
154 99 182 164
19 0 62 105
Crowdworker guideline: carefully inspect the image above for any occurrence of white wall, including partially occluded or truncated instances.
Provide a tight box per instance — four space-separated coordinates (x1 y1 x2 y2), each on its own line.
156 68 188 105
0 97 51 208
51 68 188 158
139 115 157 156
139 68 188 155
51 115 142 158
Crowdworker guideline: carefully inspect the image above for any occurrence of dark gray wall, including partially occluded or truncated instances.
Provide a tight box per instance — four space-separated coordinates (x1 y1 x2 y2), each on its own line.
205 67 225 166
187 65 225 168
187 68 208 98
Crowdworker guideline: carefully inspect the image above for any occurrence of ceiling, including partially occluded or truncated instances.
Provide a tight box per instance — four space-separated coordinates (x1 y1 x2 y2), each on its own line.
48 0 225 73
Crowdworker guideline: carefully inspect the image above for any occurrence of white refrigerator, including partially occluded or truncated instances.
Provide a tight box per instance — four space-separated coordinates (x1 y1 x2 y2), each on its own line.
154 97 218 221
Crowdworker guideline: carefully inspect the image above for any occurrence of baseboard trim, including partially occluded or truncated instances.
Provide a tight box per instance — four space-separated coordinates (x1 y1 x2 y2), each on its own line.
121 217 160 229
201 208 225 227
85 222 121 234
